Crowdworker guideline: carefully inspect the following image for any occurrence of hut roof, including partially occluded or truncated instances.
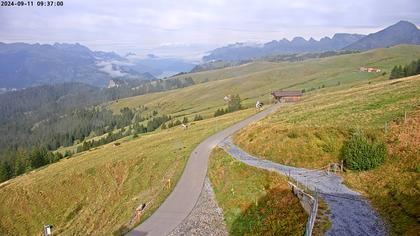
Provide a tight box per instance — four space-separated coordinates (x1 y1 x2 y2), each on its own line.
271 90 303 97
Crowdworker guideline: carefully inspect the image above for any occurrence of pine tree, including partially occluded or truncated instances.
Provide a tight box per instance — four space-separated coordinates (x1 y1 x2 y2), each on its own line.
397 65 404 78
182 117 189 124
389 66 398 79
0 161 13 182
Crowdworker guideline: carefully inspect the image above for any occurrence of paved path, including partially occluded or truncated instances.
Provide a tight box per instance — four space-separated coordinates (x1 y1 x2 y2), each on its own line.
127 104 281 236
219 138 388 236
168 177 228 236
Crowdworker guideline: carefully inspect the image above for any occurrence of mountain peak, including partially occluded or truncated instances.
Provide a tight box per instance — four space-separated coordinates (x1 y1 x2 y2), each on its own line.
291 37 306 43
344 20 420 51
387 20 419 32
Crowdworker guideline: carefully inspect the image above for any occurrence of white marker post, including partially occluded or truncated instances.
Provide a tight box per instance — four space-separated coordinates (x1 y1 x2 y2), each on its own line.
44 224 53 236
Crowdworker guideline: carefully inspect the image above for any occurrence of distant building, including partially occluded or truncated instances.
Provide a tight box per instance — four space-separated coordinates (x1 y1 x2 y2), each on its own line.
359 67 381 73
271 90 303 103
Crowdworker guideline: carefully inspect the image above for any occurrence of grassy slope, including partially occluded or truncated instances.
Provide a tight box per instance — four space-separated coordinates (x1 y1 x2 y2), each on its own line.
0 109 254 236
235 75 420 168
208 148 307 236
108 45 420 119
234 75 420 234
1 45 419 235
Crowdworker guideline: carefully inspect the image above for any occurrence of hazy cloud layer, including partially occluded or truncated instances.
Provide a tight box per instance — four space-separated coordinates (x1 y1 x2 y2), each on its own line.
1 0 419 59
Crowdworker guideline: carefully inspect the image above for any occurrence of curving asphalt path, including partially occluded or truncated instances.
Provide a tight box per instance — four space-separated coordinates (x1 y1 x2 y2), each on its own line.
127 104 282 236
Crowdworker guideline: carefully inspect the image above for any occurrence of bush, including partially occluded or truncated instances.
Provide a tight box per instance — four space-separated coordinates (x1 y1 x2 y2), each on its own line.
341 130 386 171
193 114 203 121
214 108 227 117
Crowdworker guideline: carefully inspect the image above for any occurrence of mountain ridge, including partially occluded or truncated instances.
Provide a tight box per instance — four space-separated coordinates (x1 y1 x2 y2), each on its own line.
203 20 420 62
344 20 420 50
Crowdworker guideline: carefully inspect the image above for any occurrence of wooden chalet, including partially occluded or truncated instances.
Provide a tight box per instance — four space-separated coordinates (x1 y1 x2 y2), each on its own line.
271 90 303 103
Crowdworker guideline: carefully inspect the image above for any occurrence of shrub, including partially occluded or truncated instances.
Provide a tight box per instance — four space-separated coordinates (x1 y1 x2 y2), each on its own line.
341 130 386 171
193 114 203 121
214 108 227 117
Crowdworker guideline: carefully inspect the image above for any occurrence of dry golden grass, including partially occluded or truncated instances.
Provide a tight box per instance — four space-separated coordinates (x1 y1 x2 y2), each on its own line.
208 148 307 236
235 75 420 168
234 75 420 234
0 109 254 236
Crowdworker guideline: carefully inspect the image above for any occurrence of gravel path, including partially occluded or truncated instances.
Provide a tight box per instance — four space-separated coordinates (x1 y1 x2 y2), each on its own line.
168 177 228 236
219 137 388 236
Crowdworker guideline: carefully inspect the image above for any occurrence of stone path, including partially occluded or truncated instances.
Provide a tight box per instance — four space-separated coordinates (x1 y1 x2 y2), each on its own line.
219 137 388 236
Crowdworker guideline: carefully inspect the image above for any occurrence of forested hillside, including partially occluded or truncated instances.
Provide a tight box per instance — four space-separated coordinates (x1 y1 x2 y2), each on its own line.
0 77 195 182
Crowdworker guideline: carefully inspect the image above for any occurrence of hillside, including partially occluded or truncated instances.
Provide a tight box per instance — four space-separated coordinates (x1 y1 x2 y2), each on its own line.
108 45 420 118
233 75 420 234
0 45 419 235
0 109 255 235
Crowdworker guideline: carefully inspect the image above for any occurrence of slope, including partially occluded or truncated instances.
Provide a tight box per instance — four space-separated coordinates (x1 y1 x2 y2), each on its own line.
234 75 420 235
108 45 420 118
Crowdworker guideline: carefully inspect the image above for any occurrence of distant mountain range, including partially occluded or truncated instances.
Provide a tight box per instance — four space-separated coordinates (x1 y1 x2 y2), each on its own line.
1 20 419 88
204 20 420 62
0 43 155 89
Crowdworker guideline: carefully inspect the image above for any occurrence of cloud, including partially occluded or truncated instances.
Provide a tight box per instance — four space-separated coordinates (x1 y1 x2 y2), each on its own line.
96 61 127 78
1 0 419 59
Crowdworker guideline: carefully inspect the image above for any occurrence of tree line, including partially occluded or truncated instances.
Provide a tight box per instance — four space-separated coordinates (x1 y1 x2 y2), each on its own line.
0 106 208 183
0 147 66 182
389 59 420 80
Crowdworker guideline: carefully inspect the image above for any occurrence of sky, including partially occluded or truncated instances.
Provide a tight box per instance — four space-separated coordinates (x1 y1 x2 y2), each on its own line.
1 0 420 60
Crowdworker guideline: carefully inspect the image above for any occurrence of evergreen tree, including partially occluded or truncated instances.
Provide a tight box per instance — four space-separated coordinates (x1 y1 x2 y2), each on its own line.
389 66 398 79
182 117 189 124
417 59 420 74
397 65 404 78
30 147 48 169
0 161 13 182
